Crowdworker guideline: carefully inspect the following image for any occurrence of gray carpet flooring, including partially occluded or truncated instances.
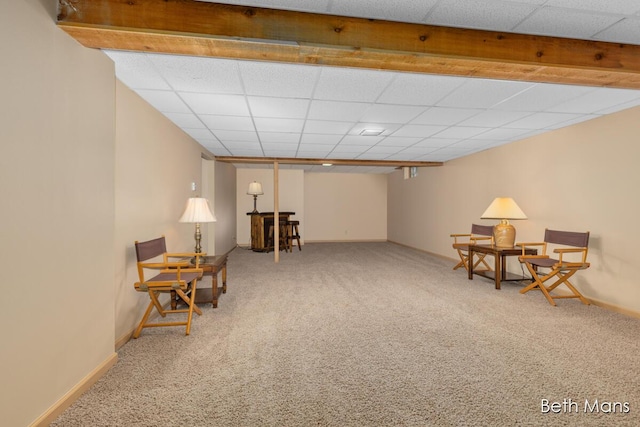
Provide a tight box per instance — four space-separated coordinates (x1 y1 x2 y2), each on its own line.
52 242 640 426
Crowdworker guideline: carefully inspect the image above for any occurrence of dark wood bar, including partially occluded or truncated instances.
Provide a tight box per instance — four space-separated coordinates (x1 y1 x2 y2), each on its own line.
247 212 295 252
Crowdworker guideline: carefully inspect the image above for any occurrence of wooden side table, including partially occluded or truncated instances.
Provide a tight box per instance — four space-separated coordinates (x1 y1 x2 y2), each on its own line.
192 255 228 308
468 244 537 290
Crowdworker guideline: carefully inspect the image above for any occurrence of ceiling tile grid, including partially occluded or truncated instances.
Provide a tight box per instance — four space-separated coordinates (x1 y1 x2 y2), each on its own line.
103 1 640 173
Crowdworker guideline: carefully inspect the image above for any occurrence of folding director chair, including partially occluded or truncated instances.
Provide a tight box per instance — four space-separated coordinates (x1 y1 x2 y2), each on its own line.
517 229 591 306
450 224 494 272
133 236 204 338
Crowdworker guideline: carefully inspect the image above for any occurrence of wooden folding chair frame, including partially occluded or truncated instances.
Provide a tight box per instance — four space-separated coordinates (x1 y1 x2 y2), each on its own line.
451 224 494 272
518 229 591 306
133 237 205 338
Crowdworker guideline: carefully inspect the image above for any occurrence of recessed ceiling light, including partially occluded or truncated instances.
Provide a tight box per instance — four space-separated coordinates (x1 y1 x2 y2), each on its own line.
360 129 384 136
322 163 333 167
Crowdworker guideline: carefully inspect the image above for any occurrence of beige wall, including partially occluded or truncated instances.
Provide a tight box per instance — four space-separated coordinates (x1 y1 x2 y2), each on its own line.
235 170 388 245
114 80 207 342
215 161 238 255
305 173 387 242
388 106 640 314
236 168 305 246
0 1 116 426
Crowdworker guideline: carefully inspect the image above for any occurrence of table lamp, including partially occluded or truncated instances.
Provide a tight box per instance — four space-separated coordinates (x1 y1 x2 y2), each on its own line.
480 197 527 248
179 197 217 255
247 181 263 213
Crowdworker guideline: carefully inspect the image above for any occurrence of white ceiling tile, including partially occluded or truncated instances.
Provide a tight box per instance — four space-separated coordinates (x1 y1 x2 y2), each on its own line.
297 143 335 153
416 152 455 161
434 126 490 139
376 137 423 147
359 104 426 123
261 141 298 150
413 138 462 148
180 93 249 115
104 50 170 90
453 139 498 150
493 83 595 112
201 142 230 155
259 132 301 143
384 152 421 160
314 67 394 102
239 62 320 98
253 118 305 133
503 112 583 129
183 128 215 140
223 141 262 150
135 90 191 113
248 97 310 119
549 88 640 114
544 0 640 15
506 0 546 4
378 74 466 106
470 128 532 140
437 79 534 109
364 145 402 154
307 100 370 122
545 116 598 129
330 144 369 154
594 101 640 115
339 135 385 146
200 115 255 131
329 0 438 23
164 112 205 129
398 146 433 154
212 130 259 142
229 149 265 156
514 7 621 39
148 55 244 94
300 134 343 145
426 0 538 31
411 107 481 125
304 120 354 134
391 125 447 138
458 110 532 127
595 18 640 44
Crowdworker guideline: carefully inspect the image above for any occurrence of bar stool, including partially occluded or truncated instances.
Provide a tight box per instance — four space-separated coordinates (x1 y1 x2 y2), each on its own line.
266 220 289 252
286 220 301 252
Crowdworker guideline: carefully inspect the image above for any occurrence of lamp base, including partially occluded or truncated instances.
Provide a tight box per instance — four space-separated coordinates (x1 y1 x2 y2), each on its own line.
493 220 516 248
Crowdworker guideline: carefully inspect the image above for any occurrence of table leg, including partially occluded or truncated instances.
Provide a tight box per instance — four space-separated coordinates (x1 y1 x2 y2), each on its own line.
468 247 474 280
212 271 219 308
495 252 501 290
222 264 227 293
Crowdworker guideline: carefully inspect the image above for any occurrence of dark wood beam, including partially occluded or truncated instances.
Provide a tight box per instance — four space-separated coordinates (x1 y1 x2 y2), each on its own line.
57 0 640 89
215 156 442 168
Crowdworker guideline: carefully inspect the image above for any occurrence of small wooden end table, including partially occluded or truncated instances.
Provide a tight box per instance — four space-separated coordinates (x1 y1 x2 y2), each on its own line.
192 255 228 308
468 244 537 290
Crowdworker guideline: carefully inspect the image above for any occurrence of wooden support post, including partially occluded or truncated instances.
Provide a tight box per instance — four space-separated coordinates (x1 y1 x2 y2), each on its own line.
274 161 279 263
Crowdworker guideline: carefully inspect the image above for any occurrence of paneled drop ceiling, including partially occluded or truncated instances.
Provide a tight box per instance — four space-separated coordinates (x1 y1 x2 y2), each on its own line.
59 0 640 173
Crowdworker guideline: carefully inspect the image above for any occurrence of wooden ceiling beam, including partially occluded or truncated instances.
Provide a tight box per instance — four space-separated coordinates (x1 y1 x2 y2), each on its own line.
58 0 640 89
215 157 443 168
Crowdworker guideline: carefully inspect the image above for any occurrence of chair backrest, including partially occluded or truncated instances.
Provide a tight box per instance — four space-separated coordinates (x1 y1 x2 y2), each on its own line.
471 224 494 237
544 229 589 247
135 236 167 262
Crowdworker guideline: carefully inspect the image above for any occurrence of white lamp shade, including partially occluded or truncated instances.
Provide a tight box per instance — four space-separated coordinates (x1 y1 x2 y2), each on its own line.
179 197 217 223
481 197 527 220
247 181 263 195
